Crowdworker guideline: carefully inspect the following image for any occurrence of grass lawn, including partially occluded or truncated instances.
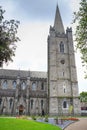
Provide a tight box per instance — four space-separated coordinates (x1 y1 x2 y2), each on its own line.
0 118 61 130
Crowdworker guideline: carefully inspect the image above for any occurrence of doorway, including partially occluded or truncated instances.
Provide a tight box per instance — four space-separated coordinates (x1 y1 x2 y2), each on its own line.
19 105 24 115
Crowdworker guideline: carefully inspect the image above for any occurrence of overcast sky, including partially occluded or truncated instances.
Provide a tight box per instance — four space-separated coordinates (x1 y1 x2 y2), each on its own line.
0 0 87 93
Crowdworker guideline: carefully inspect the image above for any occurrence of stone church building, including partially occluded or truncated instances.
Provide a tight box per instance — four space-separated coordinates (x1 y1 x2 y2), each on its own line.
0 5 80 116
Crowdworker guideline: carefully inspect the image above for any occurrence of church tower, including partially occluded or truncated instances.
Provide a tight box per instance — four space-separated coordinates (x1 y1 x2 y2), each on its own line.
48 5 80 116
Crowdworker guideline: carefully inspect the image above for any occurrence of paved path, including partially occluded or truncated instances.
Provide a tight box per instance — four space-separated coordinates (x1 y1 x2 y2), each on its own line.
64 118 87 130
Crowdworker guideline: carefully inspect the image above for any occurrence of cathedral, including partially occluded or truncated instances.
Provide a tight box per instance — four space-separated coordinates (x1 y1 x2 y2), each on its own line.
0 5 81 116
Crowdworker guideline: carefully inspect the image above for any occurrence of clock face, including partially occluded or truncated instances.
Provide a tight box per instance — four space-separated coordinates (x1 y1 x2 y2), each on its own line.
60 59 65 64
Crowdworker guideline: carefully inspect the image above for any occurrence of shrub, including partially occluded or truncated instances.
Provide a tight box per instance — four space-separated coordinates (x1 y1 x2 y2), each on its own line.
45 115 48 122
31 115 36 120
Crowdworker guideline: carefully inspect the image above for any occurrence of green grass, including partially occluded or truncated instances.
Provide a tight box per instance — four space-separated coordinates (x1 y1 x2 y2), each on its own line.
0 118 61 130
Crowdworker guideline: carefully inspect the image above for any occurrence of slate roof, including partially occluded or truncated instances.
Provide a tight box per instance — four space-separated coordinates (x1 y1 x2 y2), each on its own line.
0 69 47 79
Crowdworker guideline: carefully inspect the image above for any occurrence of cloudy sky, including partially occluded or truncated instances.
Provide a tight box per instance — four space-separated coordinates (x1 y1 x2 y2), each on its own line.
0 0 87 93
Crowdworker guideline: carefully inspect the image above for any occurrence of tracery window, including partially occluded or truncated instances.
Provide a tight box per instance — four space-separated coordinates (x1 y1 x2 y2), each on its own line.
60 41 64 53
9 98 13 108
31 99 33 109
41 82 44 90
41 100 44 109
3 80 8 89
0 98 2 106
13 81 17 89
32 82 36 90
21 81 26 90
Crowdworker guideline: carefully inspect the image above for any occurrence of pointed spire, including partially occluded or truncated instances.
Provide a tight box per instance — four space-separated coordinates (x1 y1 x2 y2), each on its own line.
54 4 65 34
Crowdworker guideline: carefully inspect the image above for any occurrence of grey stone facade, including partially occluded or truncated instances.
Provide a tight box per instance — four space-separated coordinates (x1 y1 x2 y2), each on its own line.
48 5 80 116
0 5 80 116
0 69 47 115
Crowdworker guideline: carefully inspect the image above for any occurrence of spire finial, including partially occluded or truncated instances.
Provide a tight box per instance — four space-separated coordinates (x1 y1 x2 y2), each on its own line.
54 3 65 34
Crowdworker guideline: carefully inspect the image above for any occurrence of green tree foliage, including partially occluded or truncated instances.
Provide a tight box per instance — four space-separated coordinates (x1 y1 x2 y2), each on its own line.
73 0 87 77
80 91 87 102
0 6 20 67
69 105 73 115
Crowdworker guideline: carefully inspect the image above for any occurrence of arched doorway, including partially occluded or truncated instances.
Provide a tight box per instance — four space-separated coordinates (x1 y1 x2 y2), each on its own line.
19 105 24 115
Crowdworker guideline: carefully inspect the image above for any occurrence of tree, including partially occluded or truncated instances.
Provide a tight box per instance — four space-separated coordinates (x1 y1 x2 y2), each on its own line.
73 0 87 77
80 91 87 102
0 6 20 67
69 105 73 116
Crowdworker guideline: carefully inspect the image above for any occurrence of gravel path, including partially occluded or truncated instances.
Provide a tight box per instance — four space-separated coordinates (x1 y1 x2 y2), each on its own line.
64 118 87 130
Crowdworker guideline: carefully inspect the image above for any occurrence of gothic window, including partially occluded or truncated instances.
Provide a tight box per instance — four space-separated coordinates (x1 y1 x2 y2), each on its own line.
41 100 44 109
64 88 66 93
3 80 8 89
41 82 44 90
0 98 2 106
13 81 17 89
31 99 33 109
63 72 64 76
63 101 67 108
60 41 64 53
63 83 66 93
32 82 36 90
9 98 13 108
21 81 26 90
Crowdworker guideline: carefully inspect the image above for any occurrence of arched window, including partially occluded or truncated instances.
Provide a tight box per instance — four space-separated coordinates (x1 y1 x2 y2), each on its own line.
0 98 2 106
13 81 17 89
63 83 66 93
63 101 67 108
3 80 7 89
9 98 13 108
60 41 64 53
41 100 44 109
41 82 44 90
31 99 33 109
63 72 64 76
21 81 26 90
32 82 36 90
63 88 65 93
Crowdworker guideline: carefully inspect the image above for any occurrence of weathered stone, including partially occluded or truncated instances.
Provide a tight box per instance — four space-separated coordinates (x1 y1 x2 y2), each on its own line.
0 4 80 116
